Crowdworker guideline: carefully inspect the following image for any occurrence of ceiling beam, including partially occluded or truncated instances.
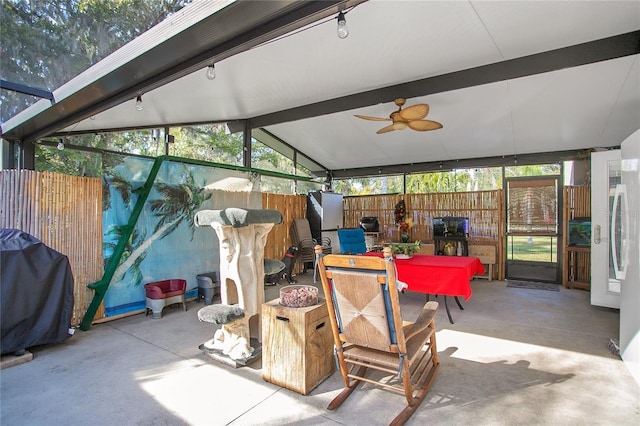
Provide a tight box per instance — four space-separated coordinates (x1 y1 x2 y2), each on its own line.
325 149 596 179
251 30 640 128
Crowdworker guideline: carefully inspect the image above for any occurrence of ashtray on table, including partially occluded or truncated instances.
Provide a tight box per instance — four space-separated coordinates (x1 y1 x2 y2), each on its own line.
279 285 318 308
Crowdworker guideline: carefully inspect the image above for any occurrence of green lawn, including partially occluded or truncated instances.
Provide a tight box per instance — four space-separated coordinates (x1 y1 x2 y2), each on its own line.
507 236 557 262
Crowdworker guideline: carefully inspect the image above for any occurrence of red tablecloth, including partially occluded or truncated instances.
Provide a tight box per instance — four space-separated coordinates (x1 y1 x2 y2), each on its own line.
364 253 484 301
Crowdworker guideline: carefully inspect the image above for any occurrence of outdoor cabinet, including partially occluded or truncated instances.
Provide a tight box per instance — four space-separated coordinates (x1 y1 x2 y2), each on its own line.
468 245 496 281
262 299 334 395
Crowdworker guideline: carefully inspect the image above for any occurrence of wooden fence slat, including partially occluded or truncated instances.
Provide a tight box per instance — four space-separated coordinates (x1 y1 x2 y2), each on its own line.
1 170 103 326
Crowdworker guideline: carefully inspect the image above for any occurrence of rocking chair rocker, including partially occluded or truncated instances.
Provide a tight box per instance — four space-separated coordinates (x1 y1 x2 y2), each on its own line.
317 253 440 426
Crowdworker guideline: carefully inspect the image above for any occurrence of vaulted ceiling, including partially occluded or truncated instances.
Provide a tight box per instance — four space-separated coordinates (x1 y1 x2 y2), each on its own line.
2 1 639 178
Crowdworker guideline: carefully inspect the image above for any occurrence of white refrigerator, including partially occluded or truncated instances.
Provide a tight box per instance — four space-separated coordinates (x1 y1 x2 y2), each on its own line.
617 129 640 385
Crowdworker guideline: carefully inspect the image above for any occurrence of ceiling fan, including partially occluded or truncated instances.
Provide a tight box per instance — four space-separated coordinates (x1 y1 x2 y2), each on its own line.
355 98 443 134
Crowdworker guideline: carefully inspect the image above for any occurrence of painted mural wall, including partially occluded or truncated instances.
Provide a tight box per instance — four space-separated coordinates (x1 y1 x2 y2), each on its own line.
102 154 260 316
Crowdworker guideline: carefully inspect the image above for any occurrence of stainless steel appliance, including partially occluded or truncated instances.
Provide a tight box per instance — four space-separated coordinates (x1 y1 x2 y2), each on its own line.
307 191 343 254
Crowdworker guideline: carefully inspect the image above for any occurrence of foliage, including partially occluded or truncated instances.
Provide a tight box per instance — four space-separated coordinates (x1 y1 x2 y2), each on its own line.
103 225 147 286
170 125 243 166
1 0 192 123
336 166 524 196
148 170 212 241
105 163 212 286
505 164 560 178
35 144 102 177
507 236 558 262
333 175 403 195
389 241 422 256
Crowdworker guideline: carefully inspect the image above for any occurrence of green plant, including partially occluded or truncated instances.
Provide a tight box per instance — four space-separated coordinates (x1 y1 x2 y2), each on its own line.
390 241 422 256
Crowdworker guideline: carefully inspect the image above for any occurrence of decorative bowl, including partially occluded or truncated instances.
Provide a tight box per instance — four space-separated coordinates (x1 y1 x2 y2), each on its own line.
395 254 412 260
279 285 319 308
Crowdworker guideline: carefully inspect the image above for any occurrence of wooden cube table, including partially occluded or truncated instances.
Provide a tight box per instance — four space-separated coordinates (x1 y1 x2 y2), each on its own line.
262 298 334 395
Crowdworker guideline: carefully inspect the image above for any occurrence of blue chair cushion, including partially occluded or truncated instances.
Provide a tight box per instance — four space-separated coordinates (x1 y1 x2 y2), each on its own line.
338 228 367 254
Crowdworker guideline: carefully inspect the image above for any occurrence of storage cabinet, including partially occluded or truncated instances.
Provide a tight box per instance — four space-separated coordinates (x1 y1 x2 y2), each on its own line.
262 299 334 395
562 185 591 289
434 236 468 256
565 246 590 289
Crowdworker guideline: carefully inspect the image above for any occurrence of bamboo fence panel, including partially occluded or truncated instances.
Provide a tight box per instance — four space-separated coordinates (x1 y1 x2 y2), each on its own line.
345 190 505 280
343 194 403 240
562 185 591 289
1 170 103 326
262 193 307 273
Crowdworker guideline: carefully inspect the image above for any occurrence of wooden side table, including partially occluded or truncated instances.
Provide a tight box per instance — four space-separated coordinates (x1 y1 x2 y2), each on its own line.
262 299 334 395
468 245 496 281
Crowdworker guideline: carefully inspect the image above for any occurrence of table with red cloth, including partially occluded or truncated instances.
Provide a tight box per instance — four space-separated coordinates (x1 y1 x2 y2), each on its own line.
364 252 485 323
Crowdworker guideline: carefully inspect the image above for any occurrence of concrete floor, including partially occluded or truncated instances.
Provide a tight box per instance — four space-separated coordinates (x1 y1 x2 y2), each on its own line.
2 274 639 426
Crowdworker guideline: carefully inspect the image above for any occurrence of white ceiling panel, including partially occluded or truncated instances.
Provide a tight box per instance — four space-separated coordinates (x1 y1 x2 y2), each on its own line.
509 55 639 153
266 54 639 171
475 1 640 58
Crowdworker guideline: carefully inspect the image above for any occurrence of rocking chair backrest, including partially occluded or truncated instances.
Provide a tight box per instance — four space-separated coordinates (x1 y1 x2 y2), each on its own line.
318 254 406 354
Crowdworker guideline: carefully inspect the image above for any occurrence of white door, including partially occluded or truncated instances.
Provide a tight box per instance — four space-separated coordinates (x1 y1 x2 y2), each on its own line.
591 150 621 308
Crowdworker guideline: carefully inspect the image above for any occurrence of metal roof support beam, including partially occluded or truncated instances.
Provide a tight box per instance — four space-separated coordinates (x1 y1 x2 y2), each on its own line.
327 149 594 179
0 79 55 102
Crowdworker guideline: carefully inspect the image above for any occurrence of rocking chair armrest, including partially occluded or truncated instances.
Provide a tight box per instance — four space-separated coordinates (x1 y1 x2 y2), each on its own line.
404 301 438 341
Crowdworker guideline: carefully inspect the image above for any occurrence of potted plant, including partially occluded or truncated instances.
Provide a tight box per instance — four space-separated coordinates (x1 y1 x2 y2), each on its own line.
390 240 422 258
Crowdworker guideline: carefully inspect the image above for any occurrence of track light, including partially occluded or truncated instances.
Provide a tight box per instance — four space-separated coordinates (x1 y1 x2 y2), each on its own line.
337 11 348 39
206 64 216 80
135 95 143 111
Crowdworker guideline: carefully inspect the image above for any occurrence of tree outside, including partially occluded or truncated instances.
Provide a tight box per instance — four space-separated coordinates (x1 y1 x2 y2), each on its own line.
1 0 193 122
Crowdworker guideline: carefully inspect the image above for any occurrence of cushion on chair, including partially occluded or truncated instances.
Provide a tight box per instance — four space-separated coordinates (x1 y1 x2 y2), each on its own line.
337 228 367 254
144 279 187 299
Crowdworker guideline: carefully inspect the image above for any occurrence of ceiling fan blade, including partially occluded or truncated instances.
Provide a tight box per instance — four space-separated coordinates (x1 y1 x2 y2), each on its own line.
399 104 429 121
354 114 391 122
408 120 443 131
376 124 396 134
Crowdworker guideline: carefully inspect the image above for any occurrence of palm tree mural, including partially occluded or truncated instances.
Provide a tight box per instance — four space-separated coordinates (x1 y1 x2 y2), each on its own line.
104 225 147 287
110 165 212 286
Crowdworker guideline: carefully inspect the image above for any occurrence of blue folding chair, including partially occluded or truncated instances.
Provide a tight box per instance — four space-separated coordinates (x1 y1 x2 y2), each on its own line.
337 228 367 254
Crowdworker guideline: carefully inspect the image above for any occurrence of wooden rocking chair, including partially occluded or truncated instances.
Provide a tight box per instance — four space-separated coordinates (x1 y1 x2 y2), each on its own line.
317 253 440 426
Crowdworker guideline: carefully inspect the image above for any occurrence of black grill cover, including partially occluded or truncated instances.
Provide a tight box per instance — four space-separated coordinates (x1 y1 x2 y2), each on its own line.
1 229 74 355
